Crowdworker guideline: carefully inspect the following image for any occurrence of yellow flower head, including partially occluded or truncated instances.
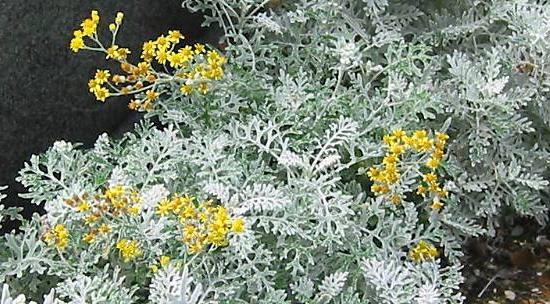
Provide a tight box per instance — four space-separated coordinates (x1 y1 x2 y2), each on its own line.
231 218 245 233
81 18 97 37
168 30 183 43
197 82 208 94
115 12 124 25
98 223 111 234
82 231 96 243
425 157 440 170
70 36 85 53
88 78 100 93
145 90 159 101
91 10 99 22
116 239 142 262
194 43 206 54
45 224 69 249
106 45 129 61
409 240 439 263
180 84 192 95
159 255 170 267
94 69 111 84
93 87 110 102
76 201 90 212
155 36 170 50
422 173 438 184
178 46 194 62
156 50 169 65
431 198 444 211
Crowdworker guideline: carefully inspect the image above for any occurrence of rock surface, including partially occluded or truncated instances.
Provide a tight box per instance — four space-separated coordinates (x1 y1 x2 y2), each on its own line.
0 0 206 229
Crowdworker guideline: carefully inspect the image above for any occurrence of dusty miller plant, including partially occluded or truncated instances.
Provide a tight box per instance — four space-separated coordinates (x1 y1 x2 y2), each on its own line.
1 0 549 303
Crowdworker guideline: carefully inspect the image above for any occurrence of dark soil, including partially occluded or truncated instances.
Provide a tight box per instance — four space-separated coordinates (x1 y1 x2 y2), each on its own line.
463 218 550 303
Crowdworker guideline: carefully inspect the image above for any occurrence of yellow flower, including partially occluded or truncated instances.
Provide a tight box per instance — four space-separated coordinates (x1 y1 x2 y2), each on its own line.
167 52 184 68
206 50 227 66
392 129 406 140
159 255 170 267
155 50 169 65
116 239 142 262
70 36 85 52
127 204 140 215
389 144 405 156
431 198 444 211
432 148 444 160
194 43 206 54
98 223 111 234
149 264 159 273
106 45 129 60
45 224 69 249
388 194 401 204
155 36 170 51
76 201 90 212
109 23 116 31
115 12 124 25
198 82 208 94
371 184 389 195
412 130 428 140
436 187 448 198
435 132 449 143
88 79 100 93
416 185 427 197
94 87 110 102
135 62 150 76
178 46 194 62
91 10 99 22
82 232 96 243
366 167 383 182
381 168 400 184
382 134 397 146
141 40 156 62
167 30 183 43
422 173 438 184
145 90 159 101
106 45 119 59
104 185 124 199
231 218 245 233
84 214 99 225
180 84 192 95
425 157 440 170
81 18 97 37
94 69 111 84
156 199 172 216
188 240 204 254
409 240 439 263
382 154 398 166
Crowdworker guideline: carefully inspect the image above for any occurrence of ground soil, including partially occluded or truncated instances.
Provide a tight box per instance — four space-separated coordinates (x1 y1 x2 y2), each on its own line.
462 218 550 303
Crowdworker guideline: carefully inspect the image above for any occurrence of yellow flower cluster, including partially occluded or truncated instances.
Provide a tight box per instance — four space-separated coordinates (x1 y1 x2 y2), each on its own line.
63 185 140 244
43 224 69 250
156 194 245 254
71 10 227 111
69 10 99 52
116 239 142 262
409 240 439 263
88 69 111 102
367 129 449 210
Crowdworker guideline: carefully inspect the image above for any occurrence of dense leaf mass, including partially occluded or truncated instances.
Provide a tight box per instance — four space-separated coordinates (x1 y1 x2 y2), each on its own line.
1 0 549 303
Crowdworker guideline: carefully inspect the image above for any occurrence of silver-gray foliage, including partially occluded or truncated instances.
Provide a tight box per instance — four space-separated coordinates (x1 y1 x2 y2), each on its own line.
1 0 549 303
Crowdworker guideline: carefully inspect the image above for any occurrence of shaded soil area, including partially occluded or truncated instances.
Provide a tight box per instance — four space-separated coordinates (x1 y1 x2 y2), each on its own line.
463 218 550 303
0 0 208 231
